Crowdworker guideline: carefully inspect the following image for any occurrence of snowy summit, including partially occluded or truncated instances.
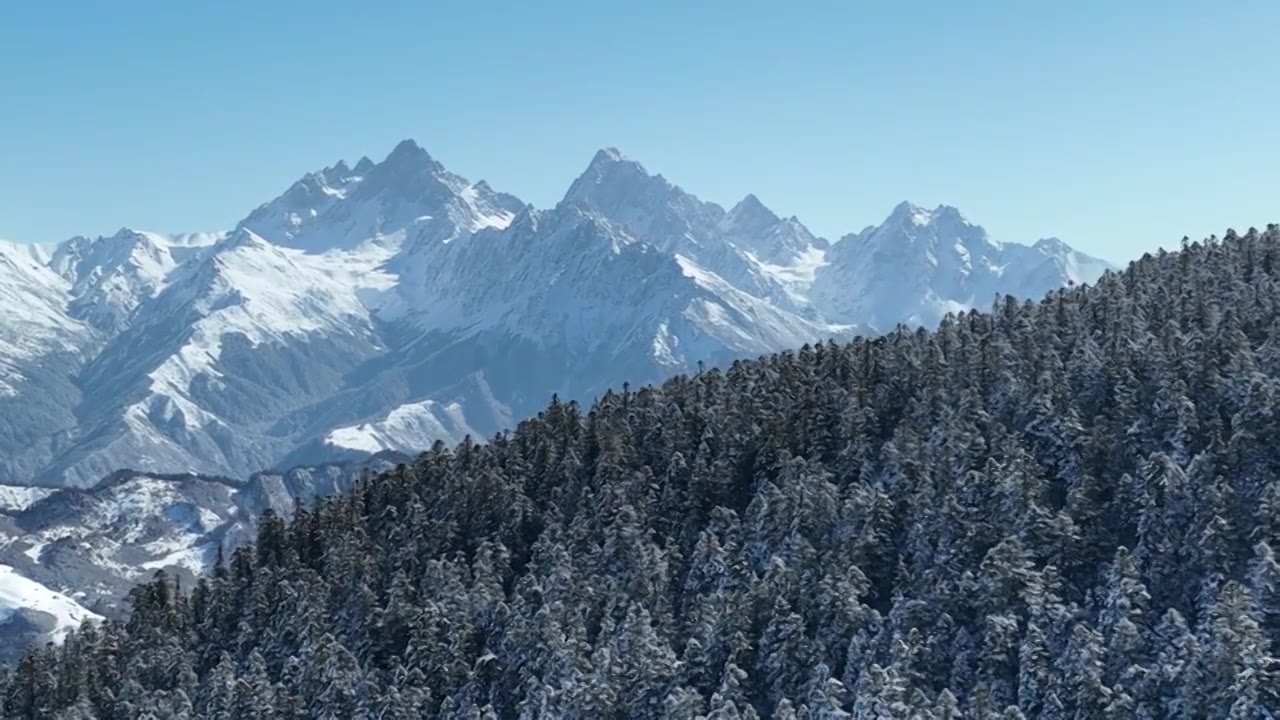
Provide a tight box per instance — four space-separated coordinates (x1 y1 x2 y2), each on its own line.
0 141 1110 489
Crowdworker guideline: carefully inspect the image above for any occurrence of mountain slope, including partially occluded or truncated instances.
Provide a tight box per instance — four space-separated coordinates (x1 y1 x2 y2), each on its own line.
28 229 395 487
6 226 1275 718
0 241 98 487
0 566 101 661
0 454 407 627
49 229 199 334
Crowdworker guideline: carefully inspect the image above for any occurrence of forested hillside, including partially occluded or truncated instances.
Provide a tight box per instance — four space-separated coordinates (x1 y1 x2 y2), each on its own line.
3 228 1279 718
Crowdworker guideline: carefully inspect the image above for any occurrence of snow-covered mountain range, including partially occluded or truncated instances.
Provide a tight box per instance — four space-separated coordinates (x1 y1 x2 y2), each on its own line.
0 140 1111 646
0 140 1111 491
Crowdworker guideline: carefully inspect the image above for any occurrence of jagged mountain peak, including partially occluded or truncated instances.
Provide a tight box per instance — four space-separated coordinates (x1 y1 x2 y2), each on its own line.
565 147 655 201
883 201 973 230
885 200 927 224
107 226 149 242
54 228 160 268
238 139 519 253
815 202 1109 330
214 226 273 253
46 228 184 334
591 146 628 164
866 202 995 260
1034 236 1070 252
80 227 163 249
561 147 727 259
720 194 825 274
724 193 782 235
328 159 352 177
53 230 166 279
562 146 713 211
932 203 968 223
366 139 446 186
385 137 432 163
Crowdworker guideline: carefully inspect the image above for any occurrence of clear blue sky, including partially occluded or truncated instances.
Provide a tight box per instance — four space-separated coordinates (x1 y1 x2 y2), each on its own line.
1 1 1275 261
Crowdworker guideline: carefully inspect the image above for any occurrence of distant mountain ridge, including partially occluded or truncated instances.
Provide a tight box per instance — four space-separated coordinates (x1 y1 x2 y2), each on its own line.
0 453 408 660
0 140 1112 488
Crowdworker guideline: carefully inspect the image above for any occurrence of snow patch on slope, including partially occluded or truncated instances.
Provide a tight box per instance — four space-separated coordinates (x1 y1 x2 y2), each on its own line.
326 400 479 453
652 322 681 367
22 542 46 565
0 487 55 513
0 566 101 642
140 542 215 576
744 245 829 288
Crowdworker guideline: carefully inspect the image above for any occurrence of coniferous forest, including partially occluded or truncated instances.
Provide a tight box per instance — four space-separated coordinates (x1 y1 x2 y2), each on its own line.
5 229 1280 718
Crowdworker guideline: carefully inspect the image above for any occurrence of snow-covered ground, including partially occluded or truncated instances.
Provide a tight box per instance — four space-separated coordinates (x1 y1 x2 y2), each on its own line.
0 565 101 642
326 400 478 454
0 486 55 513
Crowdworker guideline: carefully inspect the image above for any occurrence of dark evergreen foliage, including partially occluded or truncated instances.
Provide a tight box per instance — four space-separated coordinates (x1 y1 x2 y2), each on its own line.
5 228 1280 717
